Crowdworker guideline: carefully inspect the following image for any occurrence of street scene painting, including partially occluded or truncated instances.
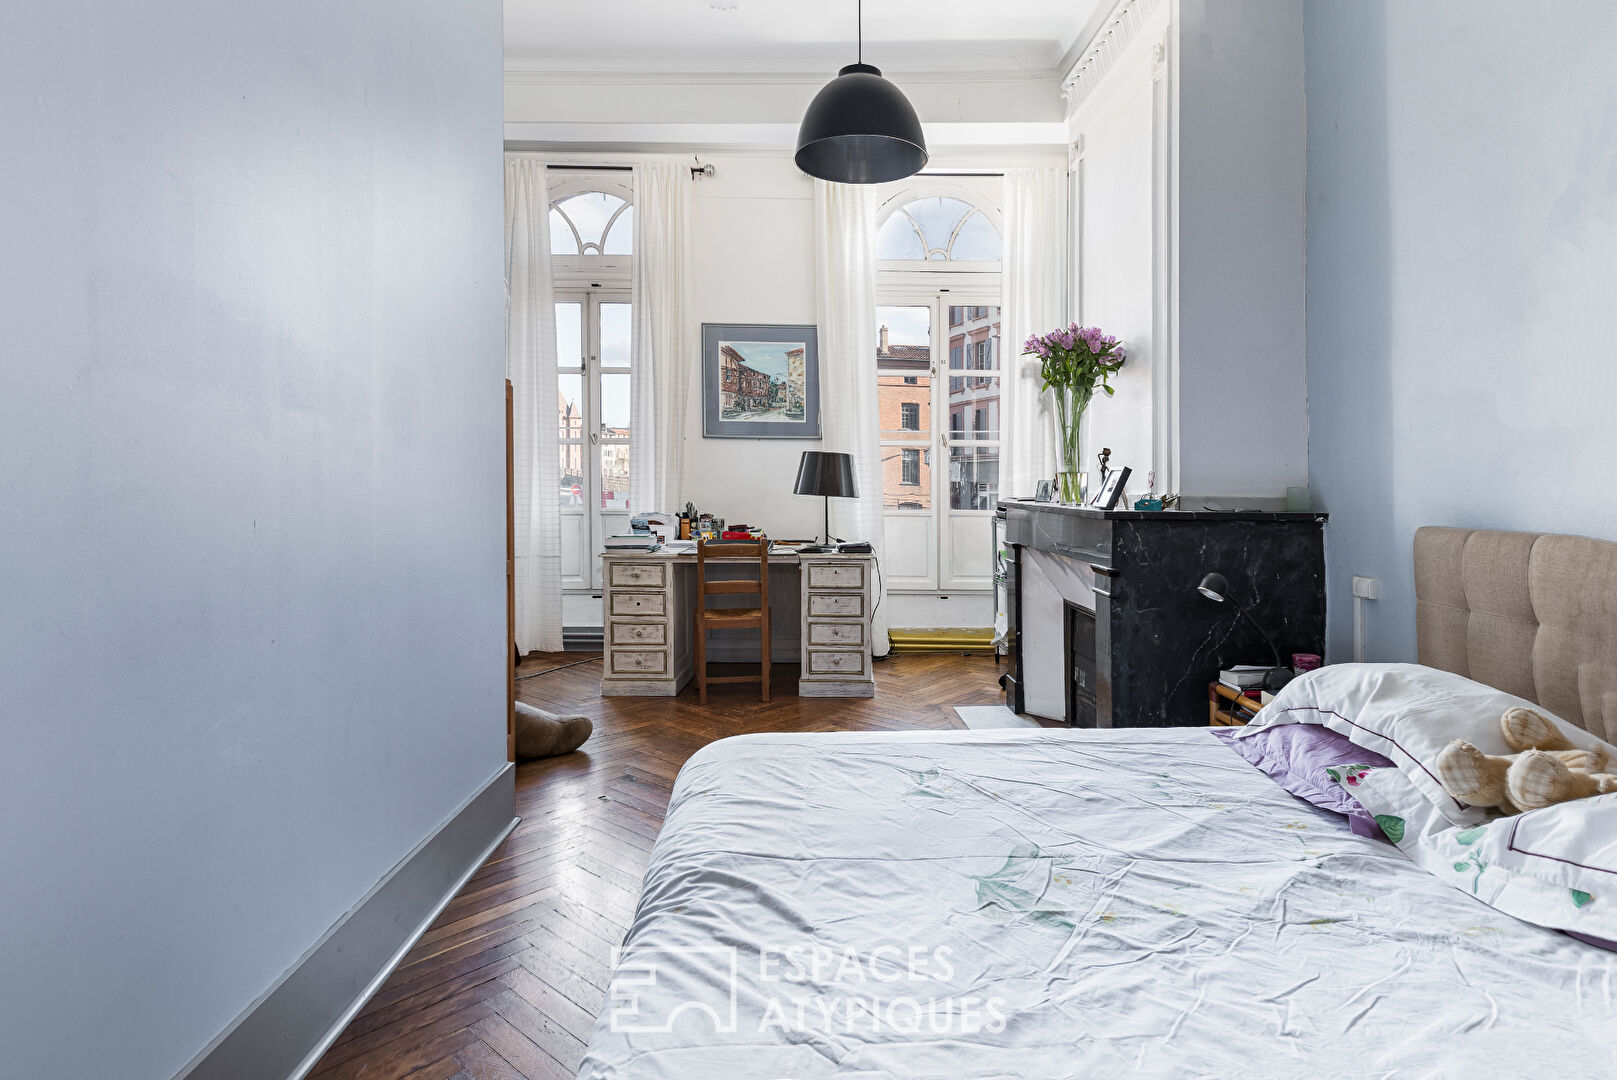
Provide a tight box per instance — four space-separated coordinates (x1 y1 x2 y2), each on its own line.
701 323 821 439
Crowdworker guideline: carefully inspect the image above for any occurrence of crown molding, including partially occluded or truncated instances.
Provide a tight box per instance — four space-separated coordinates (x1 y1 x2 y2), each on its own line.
503 56 1061 87
503 121 1067 153
1060 0 1164 110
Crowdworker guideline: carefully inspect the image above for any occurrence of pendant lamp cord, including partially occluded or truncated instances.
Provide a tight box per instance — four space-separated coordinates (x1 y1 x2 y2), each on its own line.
858 0 862 64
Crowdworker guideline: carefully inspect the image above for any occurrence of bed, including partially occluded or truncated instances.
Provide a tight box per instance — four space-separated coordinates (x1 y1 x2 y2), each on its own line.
578 528 1617 1078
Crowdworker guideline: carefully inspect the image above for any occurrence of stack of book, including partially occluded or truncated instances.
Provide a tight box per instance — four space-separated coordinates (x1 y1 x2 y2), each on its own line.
604 534 660 552
1218 664 1270 699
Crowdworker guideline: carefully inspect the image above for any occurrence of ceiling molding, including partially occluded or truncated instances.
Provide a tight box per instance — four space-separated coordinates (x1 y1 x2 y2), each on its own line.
503 56 1061 87
503 121 1068 152
1060 0 1164 109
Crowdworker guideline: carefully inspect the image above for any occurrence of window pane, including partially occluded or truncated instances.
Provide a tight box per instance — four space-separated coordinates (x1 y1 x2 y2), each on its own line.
879 372 930 439
600 302 631 367
559 443 585 509
950 444 999 510
906 196 974 257
556 302 582 369
882 446 932 510
549 208 580 255
950 210 1002 261
603 204 634 255
948 306 1000 370
558 374 584 439
876 305 930 363
600 371 630 432
947 376 999 439
600 444 629 511
875 212 926 260
554 191 625 253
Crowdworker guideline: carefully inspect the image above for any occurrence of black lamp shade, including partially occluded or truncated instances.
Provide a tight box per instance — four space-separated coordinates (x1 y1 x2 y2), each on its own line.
1197 573 1229 603
794 451 858 499
795 64 928 185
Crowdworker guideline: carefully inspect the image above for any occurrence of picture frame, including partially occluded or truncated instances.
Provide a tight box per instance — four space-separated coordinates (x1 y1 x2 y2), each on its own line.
701 323 821 439
1090 465 1132 510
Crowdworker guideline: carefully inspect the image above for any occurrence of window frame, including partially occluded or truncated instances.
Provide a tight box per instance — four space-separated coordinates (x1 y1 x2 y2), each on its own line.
548 172 634 595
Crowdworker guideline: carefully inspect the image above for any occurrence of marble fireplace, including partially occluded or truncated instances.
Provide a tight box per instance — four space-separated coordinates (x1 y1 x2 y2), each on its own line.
998 500 1327 727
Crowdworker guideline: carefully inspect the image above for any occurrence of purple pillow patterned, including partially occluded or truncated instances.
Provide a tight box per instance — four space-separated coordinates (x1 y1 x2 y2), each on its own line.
1212 724 1395 839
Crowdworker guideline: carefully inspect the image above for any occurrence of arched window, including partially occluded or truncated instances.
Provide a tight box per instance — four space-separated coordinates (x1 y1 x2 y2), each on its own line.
876 196 1001 262
545 176 634 594
873 185 1003 596
549 191 634 256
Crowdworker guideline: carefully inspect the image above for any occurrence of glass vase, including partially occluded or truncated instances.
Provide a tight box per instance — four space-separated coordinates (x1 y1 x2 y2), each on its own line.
1053 386 1091 505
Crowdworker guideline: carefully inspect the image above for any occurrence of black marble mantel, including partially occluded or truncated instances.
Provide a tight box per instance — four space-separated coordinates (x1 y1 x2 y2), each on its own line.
1000 499 1327 727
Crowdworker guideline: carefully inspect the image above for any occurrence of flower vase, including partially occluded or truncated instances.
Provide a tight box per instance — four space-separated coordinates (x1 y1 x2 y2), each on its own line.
1053 386 1091 505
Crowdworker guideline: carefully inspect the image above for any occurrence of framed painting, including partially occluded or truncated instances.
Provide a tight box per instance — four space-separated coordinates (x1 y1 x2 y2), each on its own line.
701 323 821 439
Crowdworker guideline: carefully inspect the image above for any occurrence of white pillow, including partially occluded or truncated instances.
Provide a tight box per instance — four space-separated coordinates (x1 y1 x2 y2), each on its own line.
1249 663 1617 943
1244 663 1615 825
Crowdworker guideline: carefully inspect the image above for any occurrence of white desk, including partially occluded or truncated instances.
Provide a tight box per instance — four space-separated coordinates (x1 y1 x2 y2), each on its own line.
599 550 877 698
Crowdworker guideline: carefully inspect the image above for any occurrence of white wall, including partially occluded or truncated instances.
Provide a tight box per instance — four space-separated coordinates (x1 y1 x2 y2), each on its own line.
1064 0 1307 502
682 155 826 539
1072 37 1159 489
0 2 507 1076
1305 0 1617 660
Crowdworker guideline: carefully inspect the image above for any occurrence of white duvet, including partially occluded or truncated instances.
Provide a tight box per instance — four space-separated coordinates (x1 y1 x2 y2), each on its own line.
579 729 1616 1080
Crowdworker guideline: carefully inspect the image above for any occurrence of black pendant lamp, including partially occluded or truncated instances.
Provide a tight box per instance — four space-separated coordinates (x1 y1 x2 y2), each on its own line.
795 1 928 184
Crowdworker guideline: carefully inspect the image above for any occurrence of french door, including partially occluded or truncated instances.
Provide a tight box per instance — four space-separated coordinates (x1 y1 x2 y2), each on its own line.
876 293 1002 593
555 291 632 591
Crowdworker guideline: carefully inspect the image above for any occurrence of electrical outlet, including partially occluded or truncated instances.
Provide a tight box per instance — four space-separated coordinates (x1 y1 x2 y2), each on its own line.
1352 576 1380 600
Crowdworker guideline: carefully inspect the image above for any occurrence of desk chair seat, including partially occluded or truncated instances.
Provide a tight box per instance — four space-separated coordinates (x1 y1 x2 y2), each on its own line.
694 539 769 703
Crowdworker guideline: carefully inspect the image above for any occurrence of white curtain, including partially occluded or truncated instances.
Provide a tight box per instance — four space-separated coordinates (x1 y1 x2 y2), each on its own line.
505 157 563 653
1001 168 1069 499
629 159 690 516
813 180 889 656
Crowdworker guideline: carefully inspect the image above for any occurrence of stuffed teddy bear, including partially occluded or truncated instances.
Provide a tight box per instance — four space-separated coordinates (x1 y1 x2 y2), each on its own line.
513 701 592 760
1435 706 1617 813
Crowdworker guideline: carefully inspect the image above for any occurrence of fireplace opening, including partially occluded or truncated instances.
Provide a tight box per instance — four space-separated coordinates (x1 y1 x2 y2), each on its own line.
1063 601 1098 728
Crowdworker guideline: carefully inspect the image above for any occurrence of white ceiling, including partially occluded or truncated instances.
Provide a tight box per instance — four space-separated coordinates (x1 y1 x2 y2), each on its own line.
504 0 1105 75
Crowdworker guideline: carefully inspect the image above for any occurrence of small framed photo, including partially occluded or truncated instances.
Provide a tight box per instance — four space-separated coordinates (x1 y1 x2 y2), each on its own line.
1034 479 1055 503
701 324 821 439
1090 466 1132 510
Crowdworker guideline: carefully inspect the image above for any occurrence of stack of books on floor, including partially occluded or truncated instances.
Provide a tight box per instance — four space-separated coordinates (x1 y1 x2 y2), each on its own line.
604 533 660 552
1219 664 1269 699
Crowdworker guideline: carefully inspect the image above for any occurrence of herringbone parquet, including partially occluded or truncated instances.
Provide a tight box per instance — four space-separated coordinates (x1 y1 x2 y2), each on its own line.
309 651 1023 1079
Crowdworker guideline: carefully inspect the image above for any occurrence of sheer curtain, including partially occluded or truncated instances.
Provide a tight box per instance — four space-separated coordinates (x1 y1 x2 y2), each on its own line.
629 159 690 516
505 157 563 653
814 180 889 656
1001 168 1069 499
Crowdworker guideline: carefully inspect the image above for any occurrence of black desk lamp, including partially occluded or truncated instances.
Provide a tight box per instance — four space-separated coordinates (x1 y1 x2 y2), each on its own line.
794 451 857 553
1197 572 1295 693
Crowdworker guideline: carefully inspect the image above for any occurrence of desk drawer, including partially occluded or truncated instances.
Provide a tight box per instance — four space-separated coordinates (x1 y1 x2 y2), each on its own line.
610 649 668 676
806 648 868 677
807 620 865 647
610 592 666 617
610 621 667 646
807 593 865 618
806 563 866 590
609 562 666 588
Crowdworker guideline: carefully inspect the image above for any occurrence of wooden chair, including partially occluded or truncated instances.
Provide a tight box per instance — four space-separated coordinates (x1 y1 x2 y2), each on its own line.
693 538 770 704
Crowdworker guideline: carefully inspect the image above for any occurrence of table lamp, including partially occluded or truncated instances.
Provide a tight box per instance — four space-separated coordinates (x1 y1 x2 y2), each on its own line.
794 451 857 553
1196 572 1295 694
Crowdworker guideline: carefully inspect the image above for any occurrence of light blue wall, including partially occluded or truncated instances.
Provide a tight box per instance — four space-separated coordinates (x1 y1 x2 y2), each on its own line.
1305 0 1617 661
0 2 506 1076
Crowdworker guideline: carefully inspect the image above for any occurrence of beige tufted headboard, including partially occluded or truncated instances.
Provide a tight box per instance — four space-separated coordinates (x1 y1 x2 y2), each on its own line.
1415 526 1617 743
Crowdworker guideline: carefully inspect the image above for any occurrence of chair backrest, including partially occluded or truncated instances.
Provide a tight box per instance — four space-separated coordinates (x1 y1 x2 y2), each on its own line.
695 538 769 608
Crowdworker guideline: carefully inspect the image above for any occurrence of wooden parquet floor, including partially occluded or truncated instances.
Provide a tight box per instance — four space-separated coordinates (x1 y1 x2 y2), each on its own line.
309 651 1021 1079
